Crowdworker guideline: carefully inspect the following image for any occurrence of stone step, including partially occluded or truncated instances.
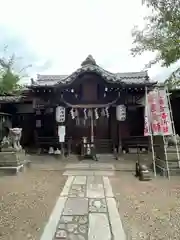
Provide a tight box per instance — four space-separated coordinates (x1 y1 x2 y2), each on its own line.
166 153 180 161
65 163 115 171
156 164 180 176
156 157 179 169
169 168 180 176
167 161 179 166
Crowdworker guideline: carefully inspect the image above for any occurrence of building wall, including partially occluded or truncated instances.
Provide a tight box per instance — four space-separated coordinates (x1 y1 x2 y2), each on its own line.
15 103 34 113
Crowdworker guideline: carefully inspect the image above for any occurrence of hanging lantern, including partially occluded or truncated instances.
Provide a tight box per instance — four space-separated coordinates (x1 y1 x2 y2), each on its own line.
56 106 65 122
116 105 126 121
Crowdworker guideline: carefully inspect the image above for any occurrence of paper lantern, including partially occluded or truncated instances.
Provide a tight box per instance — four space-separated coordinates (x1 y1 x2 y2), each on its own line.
116 105 126 121
56 106 65 122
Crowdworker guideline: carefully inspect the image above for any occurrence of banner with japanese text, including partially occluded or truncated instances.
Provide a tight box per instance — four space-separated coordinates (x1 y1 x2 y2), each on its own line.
144 88 173 136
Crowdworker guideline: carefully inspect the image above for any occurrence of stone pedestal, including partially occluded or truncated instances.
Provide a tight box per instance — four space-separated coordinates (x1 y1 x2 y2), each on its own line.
0 150 26 167
0 128 30 175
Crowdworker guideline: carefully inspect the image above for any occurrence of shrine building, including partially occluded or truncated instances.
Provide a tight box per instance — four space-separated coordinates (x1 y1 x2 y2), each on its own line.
21 55 157 154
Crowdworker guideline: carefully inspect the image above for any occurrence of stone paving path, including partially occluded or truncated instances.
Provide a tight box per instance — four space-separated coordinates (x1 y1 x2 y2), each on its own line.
40 171 126 240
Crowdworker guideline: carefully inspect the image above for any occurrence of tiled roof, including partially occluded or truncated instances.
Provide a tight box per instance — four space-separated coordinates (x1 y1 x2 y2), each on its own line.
37 74 68 82
0 96 22 103
116 72 149 84
35 74 68 86
0 95 31 103
31 55 155 87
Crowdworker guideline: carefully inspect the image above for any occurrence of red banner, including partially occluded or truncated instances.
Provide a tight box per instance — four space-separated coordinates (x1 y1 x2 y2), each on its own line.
144 89 173 136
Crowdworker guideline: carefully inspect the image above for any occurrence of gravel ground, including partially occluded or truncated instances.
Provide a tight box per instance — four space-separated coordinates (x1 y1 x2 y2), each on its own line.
111 172 180 240
0 168 66 240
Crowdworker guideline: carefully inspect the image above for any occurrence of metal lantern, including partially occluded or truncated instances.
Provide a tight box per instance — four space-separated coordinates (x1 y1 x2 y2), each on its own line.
116 105 126 121
56 106 65 123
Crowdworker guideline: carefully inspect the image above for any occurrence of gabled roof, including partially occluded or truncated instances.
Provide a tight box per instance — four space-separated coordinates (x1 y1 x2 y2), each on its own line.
31 55 156 87
36 74 68 86
0 96 22 103
0 95 30 103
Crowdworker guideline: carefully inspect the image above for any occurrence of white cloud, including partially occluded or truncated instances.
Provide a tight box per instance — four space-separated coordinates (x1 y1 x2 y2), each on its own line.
0 0 173 82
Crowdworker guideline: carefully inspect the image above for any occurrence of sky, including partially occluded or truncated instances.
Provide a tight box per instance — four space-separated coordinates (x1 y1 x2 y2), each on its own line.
0 0 176 83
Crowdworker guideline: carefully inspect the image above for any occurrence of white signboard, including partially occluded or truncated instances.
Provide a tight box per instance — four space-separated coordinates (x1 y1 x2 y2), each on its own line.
58 125 66 142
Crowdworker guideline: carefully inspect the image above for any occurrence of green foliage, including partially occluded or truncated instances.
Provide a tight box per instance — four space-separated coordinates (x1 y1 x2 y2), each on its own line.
131 0 180 89
131 0 180 68
0 47 30 95
164 68 180 89
0 71 20 95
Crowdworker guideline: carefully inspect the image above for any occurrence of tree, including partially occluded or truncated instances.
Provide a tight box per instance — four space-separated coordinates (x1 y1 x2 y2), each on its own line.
164 71 180 89
0 46 31 95
131 0 180 87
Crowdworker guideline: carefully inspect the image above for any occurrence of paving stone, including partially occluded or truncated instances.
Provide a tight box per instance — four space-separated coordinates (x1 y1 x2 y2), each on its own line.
103 177 114 197
63 198 88 216
87 176 103 184
69 185 86 198
65 164 90 169
41 174 126 240
40 196 67 240
63 171 114 176
90 163 115 170
55 215 88 240
89 198 107 213
55 229 67 239
87 183 105 198
60 216 74 223
106 197 126 240
73 176 86 185
61 176 75 196
93 171 114 176
88 213 112 240
63 171 94 176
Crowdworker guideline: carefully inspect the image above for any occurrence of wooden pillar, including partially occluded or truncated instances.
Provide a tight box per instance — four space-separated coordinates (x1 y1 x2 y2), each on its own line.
118 121 122 155
90 109 94 143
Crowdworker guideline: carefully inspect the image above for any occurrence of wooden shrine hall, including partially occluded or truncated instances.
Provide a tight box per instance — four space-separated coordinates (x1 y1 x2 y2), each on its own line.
27 55 157 155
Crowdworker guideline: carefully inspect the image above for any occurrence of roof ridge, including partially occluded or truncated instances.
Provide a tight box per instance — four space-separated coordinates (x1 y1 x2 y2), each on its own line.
116 71 148 74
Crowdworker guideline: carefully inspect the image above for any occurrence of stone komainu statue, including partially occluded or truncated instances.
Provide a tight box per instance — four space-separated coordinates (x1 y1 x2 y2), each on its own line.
9 128 22 151
1 128 22 151
166 134 180 146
